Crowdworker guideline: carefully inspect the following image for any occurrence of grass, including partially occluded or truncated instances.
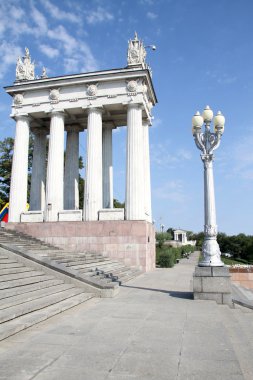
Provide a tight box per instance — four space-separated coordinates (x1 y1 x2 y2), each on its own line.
221 257 251 265
199 253 251 266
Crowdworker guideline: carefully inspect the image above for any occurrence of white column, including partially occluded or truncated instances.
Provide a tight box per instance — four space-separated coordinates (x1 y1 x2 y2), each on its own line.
125 103 145 220
200 155 223 266
64 126 79 210
143 120 152 222
83 107 103 221
9 114 30 222
102 125 113 208
30 129 47 211
45 110 65 221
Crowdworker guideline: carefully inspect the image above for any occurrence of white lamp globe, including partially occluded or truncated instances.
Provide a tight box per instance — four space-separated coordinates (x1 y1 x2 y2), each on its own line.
214 111 225 130
202 105 213 122
192 111 204 132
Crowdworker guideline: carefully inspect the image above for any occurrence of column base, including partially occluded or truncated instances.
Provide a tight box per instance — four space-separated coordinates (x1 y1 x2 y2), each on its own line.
58 210 82 222
193 266 232 306
98 208 124 221
21 211 44 223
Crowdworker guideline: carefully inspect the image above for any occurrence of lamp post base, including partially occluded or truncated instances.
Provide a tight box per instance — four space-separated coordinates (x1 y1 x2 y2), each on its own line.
193 266 232 306
199 238 224 267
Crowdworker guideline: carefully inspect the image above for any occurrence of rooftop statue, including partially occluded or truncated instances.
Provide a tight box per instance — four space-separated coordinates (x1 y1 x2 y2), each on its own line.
16 47 35 82
127 32 147 68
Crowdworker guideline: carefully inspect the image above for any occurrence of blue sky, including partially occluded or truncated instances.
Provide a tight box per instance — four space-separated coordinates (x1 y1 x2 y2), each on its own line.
0 0 253 235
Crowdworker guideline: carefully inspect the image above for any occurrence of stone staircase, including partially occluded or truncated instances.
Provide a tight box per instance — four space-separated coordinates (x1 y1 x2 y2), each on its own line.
0 247 94 341
0 228 142 288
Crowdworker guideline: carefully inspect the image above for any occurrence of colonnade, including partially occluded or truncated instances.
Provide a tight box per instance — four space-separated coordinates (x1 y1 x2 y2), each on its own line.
8 104 152 223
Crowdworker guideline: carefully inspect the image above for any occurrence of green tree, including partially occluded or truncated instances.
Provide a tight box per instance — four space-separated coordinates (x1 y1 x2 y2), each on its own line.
166 227 174 237
78 156 84 209
113 199 125 208
0 137 14 209
0 135 85 210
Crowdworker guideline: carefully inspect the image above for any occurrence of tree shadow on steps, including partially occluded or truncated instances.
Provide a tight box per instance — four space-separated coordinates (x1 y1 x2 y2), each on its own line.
121 285 193 300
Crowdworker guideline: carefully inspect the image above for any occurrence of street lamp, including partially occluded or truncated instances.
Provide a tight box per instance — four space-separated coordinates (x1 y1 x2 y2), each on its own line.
192 105 225 267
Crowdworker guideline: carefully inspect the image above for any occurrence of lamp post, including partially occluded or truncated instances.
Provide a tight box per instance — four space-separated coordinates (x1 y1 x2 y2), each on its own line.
192 106 225 267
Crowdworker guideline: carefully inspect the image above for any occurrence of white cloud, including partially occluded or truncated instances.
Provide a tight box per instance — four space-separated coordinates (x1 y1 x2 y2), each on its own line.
147 11 158 19
40 44 59 58
0 2 99 79
153 180 186 202
233 134 253 179
10 6 25 20
151 142 192 168
48 25 78 54
151 117 162 128
30 3 48 36
218 132 253 180
47 25 98 72
86 7 114 24
206 70 237 85
0 41 22 79
41 0 80 23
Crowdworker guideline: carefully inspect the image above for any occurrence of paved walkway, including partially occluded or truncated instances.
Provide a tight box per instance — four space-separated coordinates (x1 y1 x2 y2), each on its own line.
1 252 253 380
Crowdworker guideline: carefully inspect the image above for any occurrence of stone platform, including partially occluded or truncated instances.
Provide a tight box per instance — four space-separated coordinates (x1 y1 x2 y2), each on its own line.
1 252 253 379
5 221 155 272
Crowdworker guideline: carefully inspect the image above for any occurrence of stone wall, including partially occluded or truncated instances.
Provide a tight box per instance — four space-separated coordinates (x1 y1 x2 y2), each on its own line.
6 220 156 272
230 268 253 289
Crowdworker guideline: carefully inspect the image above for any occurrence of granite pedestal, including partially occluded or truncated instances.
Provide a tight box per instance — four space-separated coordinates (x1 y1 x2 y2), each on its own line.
193 266 232 306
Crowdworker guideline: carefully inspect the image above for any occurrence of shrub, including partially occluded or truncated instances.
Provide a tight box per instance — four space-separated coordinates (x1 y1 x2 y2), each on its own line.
158 251 175 268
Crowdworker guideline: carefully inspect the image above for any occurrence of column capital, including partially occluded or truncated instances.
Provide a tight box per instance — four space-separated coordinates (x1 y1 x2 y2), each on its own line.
86 106 104 115
126 102 143 110
49 108 65 117
13 113 31 122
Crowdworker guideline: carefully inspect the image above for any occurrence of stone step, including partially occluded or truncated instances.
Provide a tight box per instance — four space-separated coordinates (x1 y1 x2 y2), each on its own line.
0 279 65 300
0 287 87 324
72 260 121 271
0 255 10 259
53 255 106 263
0 274 54 290
0 259 18 264
0 267 33 276
0 270 47 283
0 262 25 269
0 228 141 294
0 283 75 310
0 292 93 341
95 263 127 272
62 257 111 266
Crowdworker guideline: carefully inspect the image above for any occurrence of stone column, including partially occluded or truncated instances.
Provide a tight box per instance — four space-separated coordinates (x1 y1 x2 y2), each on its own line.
143 120 152 222
64 126 80 210
8 114 30 222
83 107 103 221
102 124 113 208
125 103 145 220
30 129 47 211
45 110 65 222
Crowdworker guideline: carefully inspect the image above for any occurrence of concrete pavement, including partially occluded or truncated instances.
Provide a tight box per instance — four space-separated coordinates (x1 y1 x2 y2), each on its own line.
1 252 253 380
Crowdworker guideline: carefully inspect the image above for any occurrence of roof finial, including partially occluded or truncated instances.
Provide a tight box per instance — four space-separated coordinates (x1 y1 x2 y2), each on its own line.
15 47 35 82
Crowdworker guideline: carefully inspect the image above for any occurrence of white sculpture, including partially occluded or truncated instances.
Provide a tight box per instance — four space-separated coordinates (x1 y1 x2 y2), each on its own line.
16 48 35 81
127 32 147 67
41 67 48 79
